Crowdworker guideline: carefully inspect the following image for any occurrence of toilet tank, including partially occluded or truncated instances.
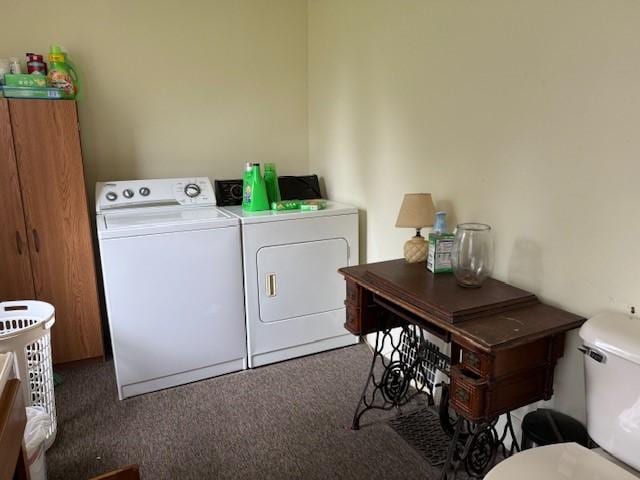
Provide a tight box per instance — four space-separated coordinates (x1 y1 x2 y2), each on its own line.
579 313 640 472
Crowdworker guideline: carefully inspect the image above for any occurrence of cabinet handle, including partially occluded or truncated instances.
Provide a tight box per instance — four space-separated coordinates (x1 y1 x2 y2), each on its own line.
15 231 23 255
32 229 40 253
266 273 277 297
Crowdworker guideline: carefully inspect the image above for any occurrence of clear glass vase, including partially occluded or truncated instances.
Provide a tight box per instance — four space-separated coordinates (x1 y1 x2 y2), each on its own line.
451 223 494 288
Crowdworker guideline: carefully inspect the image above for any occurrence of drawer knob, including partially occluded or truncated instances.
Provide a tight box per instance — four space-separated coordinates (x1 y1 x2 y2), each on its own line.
466 352 480 369
454 387 470 403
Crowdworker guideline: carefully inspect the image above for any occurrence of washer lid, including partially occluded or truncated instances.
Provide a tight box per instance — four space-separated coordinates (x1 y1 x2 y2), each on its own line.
104 207 230 230
485 443 638 480
580 313 640 365
98 206 238 239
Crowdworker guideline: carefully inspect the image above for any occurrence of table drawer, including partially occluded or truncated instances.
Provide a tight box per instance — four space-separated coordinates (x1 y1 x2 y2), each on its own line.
344 280 400 335
457 335 564 382
345 304 362 335
450 365 487 420
451 363 553 421
461 349 491 378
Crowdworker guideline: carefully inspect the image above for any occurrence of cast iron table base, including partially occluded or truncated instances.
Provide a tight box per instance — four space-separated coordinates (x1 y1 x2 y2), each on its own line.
352 321 520 479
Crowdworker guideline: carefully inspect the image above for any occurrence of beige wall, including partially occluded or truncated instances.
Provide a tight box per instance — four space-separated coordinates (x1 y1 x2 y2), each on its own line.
4 0 639 423
1 0 309 188
308 0 640 421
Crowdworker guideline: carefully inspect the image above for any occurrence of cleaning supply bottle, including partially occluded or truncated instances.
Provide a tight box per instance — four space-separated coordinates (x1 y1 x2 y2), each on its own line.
9 57 21 74
243 163 269 211
242 162 253 208
433 211 448 234
26 53 47 75
263 163 281 206
47 45 77 98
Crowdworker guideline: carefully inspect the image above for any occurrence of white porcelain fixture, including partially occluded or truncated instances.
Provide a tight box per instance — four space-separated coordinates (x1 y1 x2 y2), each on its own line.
96 178 246 399
486 312 640 479
221 202 359 368
485 442 637 479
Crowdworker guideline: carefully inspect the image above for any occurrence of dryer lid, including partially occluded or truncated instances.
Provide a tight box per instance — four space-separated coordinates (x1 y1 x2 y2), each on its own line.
221 201 358 224
580 313 640 365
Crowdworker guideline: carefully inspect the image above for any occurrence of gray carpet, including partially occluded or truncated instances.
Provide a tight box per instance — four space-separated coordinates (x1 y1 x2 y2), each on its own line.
47 344 440 479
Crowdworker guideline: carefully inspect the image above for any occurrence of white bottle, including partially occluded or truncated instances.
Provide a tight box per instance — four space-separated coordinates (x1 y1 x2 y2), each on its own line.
0 59 9 84
9 57 21 74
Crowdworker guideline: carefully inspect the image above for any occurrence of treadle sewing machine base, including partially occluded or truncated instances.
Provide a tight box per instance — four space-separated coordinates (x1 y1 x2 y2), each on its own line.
339 260 585 479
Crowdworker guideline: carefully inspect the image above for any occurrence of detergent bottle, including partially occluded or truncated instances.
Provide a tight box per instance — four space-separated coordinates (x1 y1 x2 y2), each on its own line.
242 162 253 208
47 45 77 98
243 163 269 211
263 163 281 206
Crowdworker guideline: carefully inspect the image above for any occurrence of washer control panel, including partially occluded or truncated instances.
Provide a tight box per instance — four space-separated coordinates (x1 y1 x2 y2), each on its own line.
96 177 216 212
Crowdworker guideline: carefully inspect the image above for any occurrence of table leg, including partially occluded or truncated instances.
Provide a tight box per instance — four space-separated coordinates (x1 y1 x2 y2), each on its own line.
351 328 382 430
351 320 436 430
439 411 520 479
496 411 520 457
439 416 463 480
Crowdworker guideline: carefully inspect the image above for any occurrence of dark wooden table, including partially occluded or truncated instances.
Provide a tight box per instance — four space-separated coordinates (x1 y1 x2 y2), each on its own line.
339 259 585 479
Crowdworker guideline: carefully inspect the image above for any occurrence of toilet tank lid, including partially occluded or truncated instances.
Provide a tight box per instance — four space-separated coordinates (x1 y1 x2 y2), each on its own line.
580 313 640 365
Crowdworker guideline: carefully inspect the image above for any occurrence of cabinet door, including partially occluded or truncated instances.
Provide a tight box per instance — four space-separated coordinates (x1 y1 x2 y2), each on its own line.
0 99 34 300
9 99 103 363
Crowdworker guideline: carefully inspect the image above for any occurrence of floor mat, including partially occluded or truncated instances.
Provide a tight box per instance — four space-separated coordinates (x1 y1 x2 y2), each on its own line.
389 407 452 467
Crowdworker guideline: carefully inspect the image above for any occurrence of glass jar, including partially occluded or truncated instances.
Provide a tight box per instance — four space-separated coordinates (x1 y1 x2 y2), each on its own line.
451 223 494 288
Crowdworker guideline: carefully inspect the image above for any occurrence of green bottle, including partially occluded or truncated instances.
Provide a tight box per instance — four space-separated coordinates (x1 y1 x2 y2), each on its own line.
243 163 269 211
242 162 253 208
47 45 77 99
264 163 281 207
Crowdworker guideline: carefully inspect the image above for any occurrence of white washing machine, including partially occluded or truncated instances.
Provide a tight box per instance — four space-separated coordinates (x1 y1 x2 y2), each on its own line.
96 177 246 399
222 202 359 368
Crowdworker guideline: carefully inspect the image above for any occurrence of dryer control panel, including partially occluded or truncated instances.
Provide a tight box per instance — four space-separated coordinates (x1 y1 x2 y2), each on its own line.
96 177 216 212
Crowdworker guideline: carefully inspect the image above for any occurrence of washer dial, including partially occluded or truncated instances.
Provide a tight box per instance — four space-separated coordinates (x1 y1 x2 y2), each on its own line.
184 183 201 198
139 187 150 197
106 191 118 201
123 188 134 199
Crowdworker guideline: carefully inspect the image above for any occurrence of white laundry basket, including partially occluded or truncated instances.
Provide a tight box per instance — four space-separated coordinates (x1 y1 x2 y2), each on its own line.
0 301 57 449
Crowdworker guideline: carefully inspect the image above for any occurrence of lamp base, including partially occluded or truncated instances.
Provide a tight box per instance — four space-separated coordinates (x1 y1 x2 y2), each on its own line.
404 235 428 263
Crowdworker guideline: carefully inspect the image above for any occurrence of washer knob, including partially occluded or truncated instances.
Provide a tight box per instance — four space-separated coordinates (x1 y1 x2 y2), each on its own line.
106 191 118 201
139 187 150 197
123 188 134 199
184 183 201 198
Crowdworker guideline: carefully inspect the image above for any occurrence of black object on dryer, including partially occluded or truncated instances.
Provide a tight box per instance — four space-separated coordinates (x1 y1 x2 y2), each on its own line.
214 179 243 206
278 175 322 200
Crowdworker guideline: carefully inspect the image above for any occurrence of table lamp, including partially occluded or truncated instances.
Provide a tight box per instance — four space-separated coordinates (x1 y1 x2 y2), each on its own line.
395 193 436 263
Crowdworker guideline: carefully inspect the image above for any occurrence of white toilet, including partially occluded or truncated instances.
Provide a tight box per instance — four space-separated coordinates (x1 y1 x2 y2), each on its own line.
486 312 640 479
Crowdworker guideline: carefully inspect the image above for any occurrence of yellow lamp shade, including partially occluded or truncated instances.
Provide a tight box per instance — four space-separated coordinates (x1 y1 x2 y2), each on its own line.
395 193 436 229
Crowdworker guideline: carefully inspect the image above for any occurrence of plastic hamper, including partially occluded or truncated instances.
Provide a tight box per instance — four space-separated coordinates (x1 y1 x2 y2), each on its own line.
0 301 57 449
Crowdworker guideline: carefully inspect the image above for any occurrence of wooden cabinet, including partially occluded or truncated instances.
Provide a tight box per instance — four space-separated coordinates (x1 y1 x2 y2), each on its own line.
0 101 34 300
0 98 103 364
